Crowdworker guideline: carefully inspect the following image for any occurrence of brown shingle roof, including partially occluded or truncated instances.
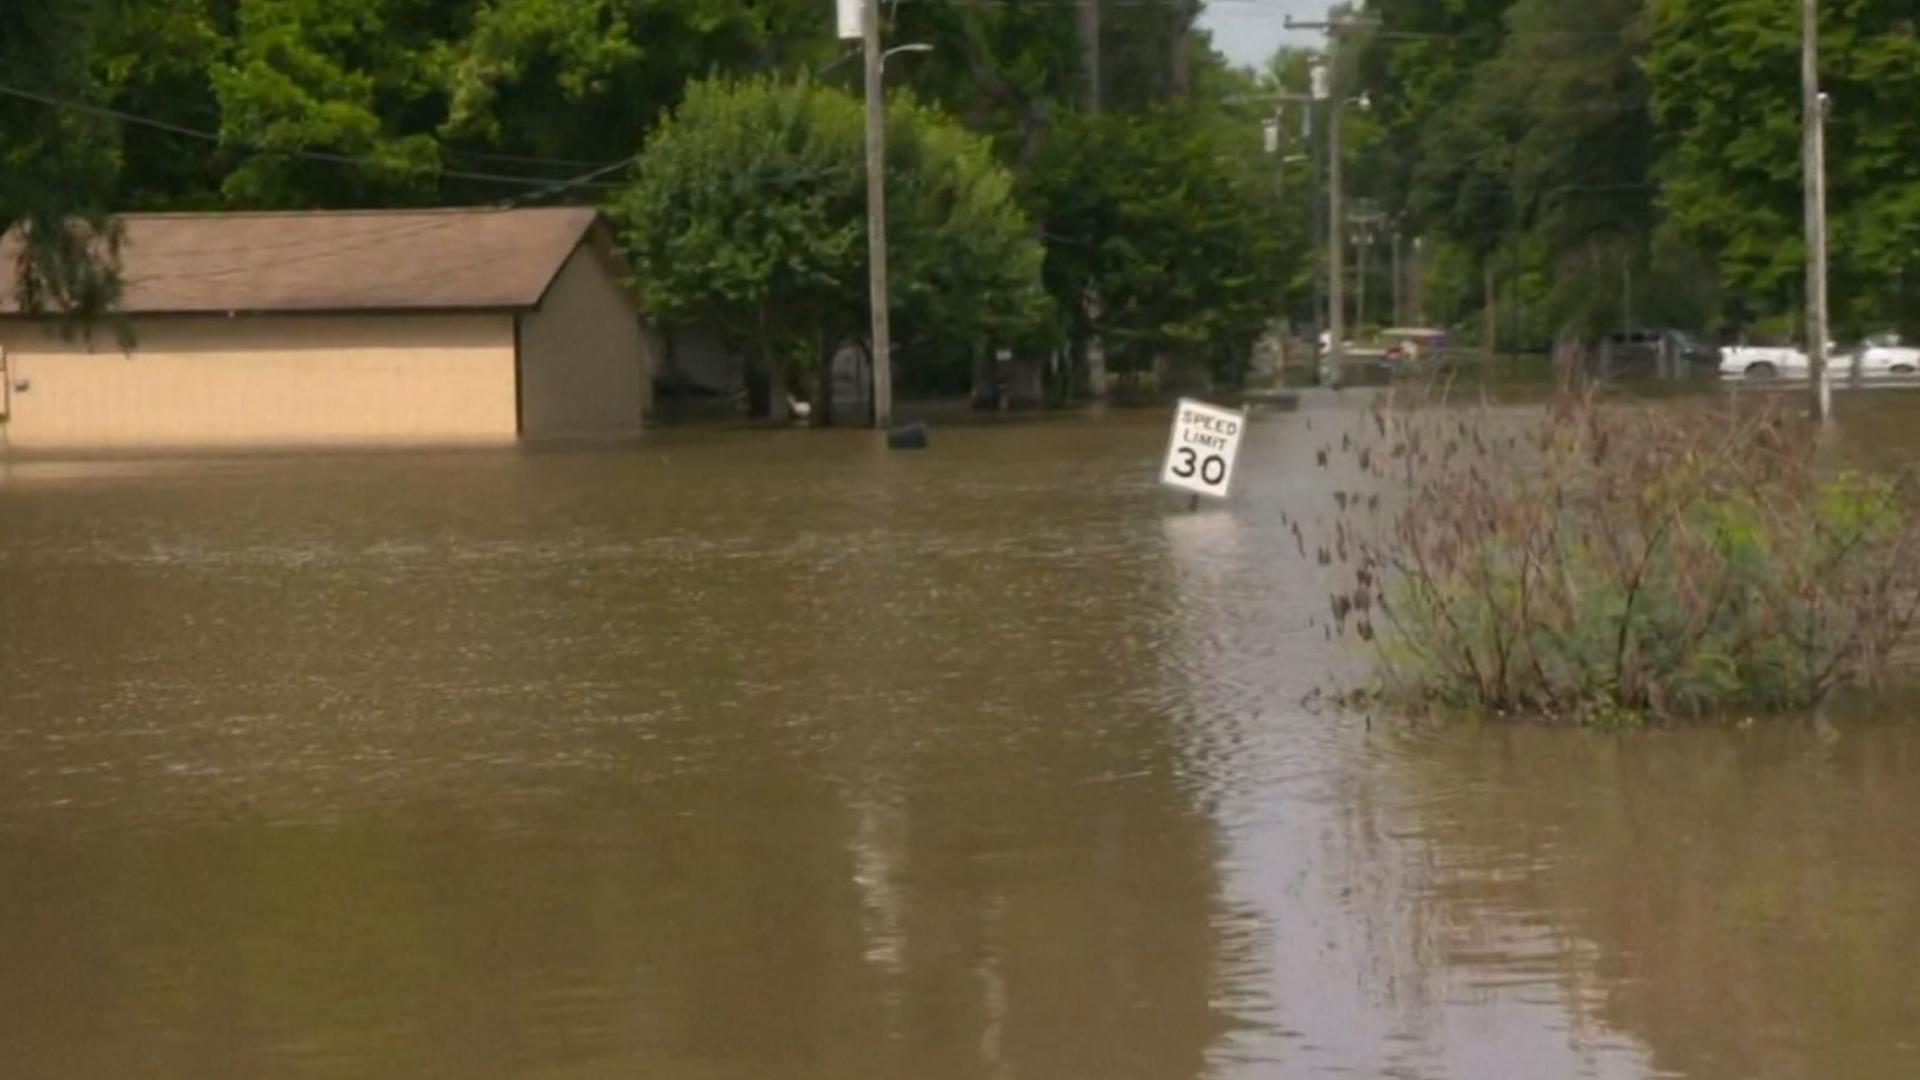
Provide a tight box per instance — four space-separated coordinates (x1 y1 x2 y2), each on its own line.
0 206 610 316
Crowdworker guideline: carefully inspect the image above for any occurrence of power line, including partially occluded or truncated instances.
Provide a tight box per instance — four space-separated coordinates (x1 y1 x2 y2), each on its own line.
0 81 624 192
445 147 620 170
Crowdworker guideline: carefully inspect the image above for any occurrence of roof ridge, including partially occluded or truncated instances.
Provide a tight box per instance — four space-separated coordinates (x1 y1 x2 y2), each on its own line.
113 205 592 222
0 205 611 316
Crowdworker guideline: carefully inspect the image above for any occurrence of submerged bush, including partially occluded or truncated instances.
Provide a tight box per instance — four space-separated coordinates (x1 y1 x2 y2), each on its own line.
1320 387 1920 722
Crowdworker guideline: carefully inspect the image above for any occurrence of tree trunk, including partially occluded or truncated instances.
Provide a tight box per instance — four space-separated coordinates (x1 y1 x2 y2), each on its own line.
767 366 789 425
971 342 997 410
1482 259 1498 362
813 345 835 427
744 349 772 418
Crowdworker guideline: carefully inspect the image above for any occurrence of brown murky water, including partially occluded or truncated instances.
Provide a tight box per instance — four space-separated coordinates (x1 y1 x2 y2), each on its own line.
2 391 1917 1079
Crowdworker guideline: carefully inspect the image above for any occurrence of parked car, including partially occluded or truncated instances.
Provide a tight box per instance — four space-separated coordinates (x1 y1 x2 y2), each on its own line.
1856 340 1920 375
1601 328 1717 374
1718 341 1913 378
1719 344 1810 377
1380 327 1446 364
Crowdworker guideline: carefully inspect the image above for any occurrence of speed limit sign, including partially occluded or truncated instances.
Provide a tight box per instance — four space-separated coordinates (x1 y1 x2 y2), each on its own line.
1160 398 1246 499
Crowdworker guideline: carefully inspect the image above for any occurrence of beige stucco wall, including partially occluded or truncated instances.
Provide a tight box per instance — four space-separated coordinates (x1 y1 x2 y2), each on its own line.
0 313 516 449
516 241 652 437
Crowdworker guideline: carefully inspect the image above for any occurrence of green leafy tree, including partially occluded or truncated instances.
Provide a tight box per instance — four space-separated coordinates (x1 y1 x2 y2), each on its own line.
1355 0 1725 349
206 0 458 206
93 0 232 210
1647 0 1920 338
437 0 834 182
1029 103 1285 391
1 1 121 316
611 74 1046 419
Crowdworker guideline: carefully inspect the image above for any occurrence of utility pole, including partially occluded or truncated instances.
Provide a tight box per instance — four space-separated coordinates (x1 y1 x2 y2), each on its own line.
1803 0 1831 424
1265 86 1317 371
1078 0 1101 113
1080 0 1107 399
1287 7 1374 387
863 0 894 430
1327 67 1345 384
1308 60 1326 372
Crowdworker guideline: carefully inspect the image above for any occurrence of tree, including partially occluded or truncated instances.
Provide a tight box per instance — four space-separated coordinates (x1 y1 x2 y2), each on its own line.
1 1 122 317
1028 102 1286 392
1647 0 1920 339
1354 0 1723 350
206 0 459 206
438 0 834 187
610 75 1046 419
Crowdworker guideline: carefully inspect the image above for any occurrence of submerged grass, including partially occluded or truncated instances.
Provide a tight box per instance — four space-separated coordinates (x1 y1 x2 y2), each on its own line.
1314 380 1920 724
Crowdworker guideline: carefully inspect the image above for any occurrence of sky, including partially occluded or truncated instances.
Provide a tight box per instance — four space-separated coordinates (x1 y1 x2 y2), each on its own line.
1199 0 1325 70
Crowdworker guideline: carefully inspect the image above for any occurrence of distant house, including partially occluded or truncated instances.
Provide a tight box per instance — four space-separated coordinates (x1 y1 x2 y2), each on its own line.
0 206 654 449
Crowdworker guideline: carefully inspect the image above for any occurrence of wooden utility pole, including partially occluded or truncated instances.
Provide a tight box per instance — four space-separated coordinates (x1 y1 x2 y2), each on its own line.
1078 0 1107 398
1327 65 1346 384
1078 0 1101 113
1287 7 1374 387
863 0 894 430
1803 0 1831 423
1307 61 1325 371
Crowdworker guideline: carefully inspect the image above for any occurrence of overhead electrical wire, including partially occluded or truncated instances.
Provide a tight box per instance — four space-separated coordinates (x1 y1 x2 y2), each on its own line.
0 81 626 192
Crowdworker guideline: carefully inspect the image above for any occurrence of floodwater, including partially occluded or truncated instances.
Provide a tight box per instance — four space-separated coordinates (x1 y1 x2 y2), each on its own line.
1 392 1917 1080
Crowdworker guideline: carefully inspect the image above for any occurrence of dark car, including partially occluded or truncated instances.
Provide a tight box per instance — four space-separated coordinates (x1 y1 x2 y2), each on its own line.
1598 328 1716 376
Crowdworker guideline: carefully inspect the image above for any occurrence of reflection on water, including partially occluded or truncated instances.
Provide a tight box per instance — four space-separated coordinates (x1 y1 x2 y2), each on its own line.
2 392 1918 1078
1389 717 1920 1080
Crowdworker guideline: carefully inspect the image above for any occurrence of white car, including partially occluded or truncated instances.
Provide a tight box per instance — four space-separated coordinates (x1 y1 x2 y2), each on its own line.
1719 345 1810 378
1857 343 1920 376
1719 342 1917 378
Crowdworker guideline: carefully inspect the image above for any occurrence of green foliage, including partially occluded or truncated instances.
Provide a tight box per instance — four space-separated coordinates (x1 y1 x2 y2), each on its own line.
1646 0 1920 339
611 75 1046 399
1354 0 1756 348
1 0 122 317
885 95 1051 382
1363 0 1920 343
1029 103 1288 389
438 0 832 180
5 0 1282 386
1322 390 1920 722
611 75 863 388
206 0 454 206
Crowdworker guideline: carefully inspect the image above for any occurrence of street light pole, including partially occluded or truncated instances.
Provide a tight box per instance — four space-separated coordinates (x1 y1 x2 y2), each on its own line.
1803 0 1831 424
863 0 894 430
1327 78 1345 385
1288 8 1374 388
1308 92 1324 370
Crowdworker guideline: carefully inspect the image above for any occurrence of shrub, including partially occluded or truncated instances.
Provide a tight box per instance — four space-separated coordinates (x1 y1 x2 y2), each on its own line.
1319 384 1920 723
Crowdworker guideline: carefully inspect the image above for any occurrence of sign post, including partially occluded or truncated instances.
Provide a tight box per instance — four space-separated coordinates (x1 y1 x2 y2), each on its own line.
1160 398 1246 502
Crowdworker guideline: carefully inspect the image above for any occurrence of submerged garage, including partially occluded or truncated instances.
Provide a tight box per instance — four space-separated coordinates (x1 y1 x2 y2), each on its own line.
0 205 652 449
